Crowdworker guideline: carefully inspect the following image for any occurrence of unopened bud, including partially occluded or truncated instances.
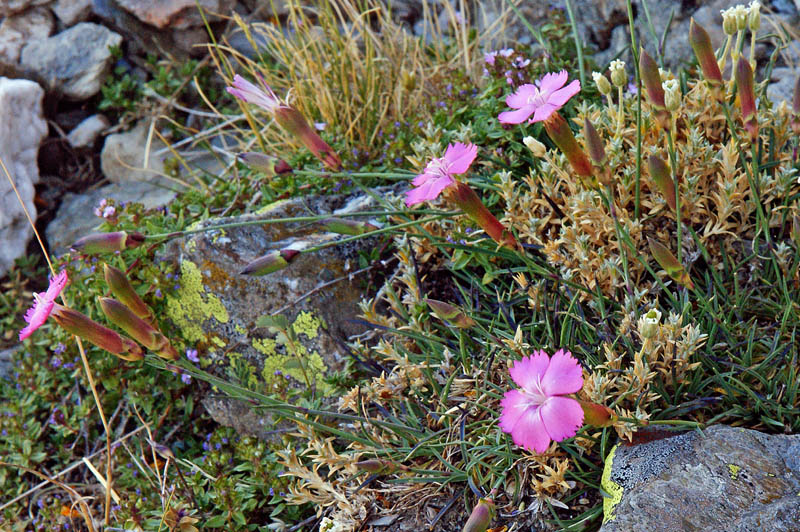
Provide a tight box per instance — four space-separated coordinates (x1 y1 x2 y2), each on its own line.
592 71 612 95
99 298 176 359
792 75 800 136
425 298 476 329
522 136 546 157
543 112 594 180
648 237 694 289
583 118 605 165
319 217 377 236
240 249 300 275
354 459 396 474
648 155 676 212
721 7 738 35
639 49 671 129
662 80 681 112
462 498 495 532
735 57 758 142
274 106 341 170
51 304 143 361
72 231 144 254
578 400 616 427
689 19 723 87
448 182 518 250
734 4 748 31
748 1 761 31
638 308 662 339
609 60 626 88
104 264 153 321
239 152 292 176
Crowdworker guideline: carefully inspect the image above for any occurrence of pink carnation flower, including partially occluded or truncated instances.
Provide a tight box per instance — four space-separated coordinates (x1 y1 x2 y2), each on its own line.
499 349 584 453
405 142 477 206
226 74 284 113
19 270 68 341
498 71 581 124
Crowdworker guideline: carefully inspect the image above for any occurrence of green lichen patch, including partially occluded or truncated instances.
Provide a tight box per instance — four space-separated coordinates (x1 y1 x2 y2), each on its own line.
728 464 741 480
165 260 229 343
602 444 624 523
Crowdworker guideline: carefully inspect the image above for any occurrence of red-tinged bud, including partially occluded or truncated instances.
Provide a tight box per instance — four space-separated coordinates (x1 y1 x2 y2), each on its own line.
71 231 144 254
791 216 800 248
354 459 396 474
51 304 143 361
240 249 300 275
543 112 594 181
447 182 518 250
583 118 605 165
578 400 616 427
462 498 495 532
689 18 723 87
99 298 174 359
425 298 477 329
238 152 292 176
647 155 676 212
319 217 378 236
104 264 153 321
639 48 671 129
792 75 799 136
647 237 694 289
274 106 341 170
735 57 758 142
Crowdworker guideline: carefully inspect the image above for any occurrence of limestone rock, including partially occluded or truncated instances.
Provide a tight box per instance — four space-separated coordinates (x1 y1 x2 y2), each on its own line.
100 120 167 183
599 425 800 532
20 22 122 101
157 190 390 438
0 0 50 17
66 114 110 148
0 7 54 66
0 77 47 278
52 0 93 25
114 0 222 30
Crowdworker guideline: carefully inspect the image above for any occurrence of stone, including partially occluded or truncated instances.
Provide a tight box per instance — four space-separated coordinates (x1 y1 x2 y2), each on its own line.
66 114 110 148
767 67 799 107
0 6 54 66
114 0 222 30
52 0 93 26
20 22 122 101
0 77 47 278
157 190 392 438
100 120 167 183
46 181 176 255
0 0 50 17
0 347 18 381
600 425 800 532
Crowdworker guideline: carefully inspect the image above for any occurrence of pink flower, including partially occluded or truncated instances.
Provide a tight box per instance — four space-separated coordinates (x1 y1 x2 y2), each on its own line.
498 71 581 124
405 142 477 206
499 349 584 453
226 74 284 113
19 270 68 341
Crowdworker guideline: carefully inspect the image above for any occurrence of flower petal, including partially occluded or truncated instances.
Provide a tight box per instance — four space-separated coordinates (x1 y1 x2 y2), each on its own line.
498 389 528 432
444 142 477 174
530 103 559 123
538 70 568 93
509 350 550 391
412 171 436 186
510 406 552 453
541 349 583 395
547 79 581 107
498 106 535 124
405 175 453 205
540 396 584 442
44 270 68 300
19 301 54 341
505 84 537 109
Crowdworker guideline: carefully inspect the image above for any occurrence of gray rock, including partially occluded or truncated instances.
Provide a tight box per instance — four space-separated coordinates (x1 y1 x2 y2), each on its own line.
0 6 54 66
600 425 800 532
157 190 390 438
0 77 47 278
52 0 93 25
114 0 221 30
46 181 176 255
0 346 18 381
20 22 122 100
767 67 799 107
66 114 110 148
100 120 167 183
0 0 50 17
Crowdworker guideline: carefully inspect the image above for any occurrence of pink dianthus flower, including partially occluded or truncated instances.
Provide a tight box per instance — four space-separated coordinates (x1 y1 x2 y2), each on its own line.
19 270 68 341
405 142 477 206
499 349 584 453
498 71 580 124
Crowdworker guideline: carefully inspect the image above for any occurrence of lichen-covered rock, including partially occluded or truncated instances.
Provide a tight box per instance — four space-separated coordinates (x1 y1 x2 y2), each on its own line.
158 190 392 438
600 425 800 532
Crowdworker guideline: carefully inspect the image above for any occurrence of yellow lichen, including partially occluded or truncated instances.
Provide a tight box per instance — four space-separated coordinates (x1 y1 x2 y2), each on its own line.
728 464 741 480
293 311 324 339
601 444 623 523
235 325 247 335
165 261 229 343
255 198 291 215
253 337 278 356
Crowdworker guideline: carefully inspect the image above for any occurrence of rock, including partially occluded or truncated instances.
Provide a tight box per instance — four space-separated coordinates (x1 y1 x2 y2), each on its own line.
0 0 50 17
20 23 122 101
767 67 799 107
114 0 222 30
0 347 18 381
157 190 390 438
0 77 47 278
52 0 93 25
100 120 167 183
600 425 800 532
45 180 176 255
66 114 110 148
0 7 54 66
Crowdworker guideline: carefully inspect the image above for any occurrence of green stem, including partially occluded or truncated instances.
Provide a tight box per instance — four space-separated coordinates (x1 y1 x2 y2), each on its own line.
564 0 585 89
665 128 682 267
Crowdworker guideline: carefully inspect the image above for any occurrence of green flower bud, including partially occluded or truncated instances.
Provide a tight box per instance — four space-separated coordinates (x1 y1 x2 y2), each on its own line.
240 249 300 275
609 59 627 88
639 308 662 339
592 71 612 95
104 264 153 322
662 79 681 112
425 298 476 329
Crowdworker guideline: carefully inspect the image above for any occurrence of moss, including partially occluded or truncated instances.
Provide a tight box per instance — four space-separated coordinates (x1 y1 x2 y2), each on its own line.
601 444 624 524
165 260 229 343
728 464 741 480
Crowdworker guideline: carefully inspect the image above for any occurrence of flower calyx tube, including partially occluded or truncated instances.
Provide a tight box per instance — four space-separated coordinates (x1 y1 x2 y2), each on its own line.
543 112 595 185
71 231 145 255
639 48 671 130
51 304 143 361
104 264 153 322
647 237 694 289
462 497 495 532
425 298 476 329
99 298 178 360
735 56 758 142
240 249 300 276
689 19 723 91
447 181 519 250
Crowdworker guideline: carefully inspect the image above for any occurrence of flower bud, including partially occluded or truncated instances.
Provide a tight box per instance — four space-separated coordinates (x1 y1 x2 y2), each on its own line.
543 112 594 181
522 136 546 157
238 152 292 176
578 400 616 427
689 19 723 87
583 118 605 165
748 1 761 32
639 48 671 129
647 237 694 289
638 307 662 339
240 249 300 275
735 56 758 142
425 298 477 329
734 4 748 31
274 106 341 170
721 7 738 35
648 155 676 212
792 75 800 136
319 217 378 236
609 60 626 88
448 182 518 250
51 304 143 361
354 459 396 474
592 71 612 95
99 298 177 359
104 264 153 321
462 498 495 532
71 231 145 254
